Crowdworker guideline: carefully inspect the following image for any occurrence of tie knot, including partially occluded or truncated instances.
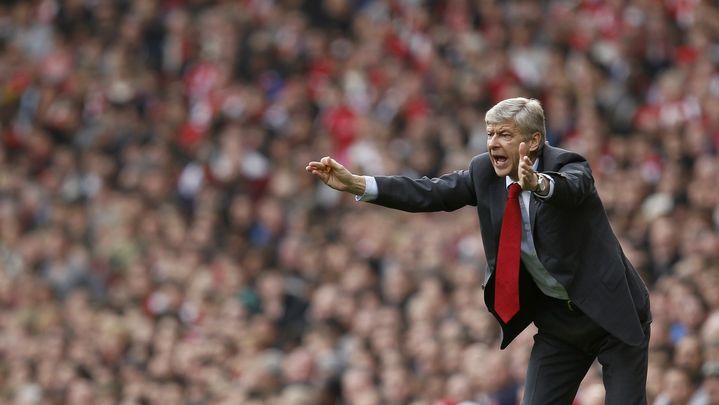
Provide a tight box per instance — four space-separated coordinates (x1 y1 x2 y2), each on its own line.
508 183 522 199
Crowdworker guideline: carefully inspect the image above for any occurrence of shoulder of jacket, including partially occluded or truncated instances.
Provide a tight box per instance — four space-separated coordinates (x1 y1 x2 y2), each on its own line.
543 145 587 165
471 152 492 169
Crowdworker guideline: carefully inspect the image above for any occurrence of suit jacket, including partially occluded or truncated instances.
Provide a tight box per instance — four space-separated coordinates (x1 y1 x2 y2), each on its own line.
371 144 651 348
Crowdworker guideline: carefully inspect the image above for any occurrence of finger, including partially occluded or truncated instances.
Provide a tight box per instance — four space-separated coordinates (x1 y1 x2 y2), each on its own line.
322 156 343 172
321 156 341 166
306 165 324 174
519 142 528 160
519 164 532 181
519 161 531 175
308 168 329 181
306 161 326 171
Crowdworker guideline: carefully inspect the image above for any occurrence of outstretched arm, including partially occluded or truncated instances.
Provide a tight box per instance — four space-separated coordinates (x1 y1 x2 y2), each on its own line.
307 156 478 212
306 156 366 196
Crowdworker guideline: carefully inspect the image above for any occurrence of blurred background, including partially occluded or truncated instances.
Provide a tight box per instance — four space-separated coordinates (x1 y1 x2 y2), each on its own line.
0 0 718 404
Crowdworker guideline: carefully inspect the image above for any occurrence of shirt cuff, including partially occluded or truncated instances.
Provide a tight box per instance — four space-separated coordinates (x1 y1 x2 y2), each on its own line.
533 174 555 199
355 176 378 202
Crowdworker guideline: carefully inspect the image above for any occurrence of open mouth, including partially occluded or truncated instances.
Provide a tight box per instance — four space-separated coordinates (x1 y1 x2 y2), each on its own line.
492 154 508 168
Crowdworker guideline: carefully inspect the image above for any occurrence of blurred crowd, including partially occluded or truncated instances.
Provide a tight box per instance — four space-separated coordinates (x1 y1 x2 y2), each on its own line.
0 0 718 404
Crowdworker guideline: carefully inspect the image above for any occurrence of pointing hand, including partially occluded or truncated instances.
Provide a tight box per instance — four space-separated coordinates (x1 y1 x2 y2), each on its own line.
306 156 366 195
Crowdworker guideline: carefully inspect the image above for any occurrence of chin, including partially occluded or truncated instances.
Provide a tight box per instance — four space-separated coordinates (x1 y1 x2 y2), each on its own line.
492 166 511 177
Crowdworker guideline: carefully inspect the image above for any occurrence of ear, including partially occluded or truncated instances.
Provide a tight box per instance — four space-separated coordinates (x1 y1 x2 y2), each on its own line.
528 132 542 153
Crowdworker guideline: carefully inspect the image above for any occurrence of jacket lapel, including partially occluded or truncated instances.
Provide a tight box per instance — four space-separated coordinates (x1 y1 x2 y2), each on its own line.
529 147 547 231
489 175 506 253
529 194 540 231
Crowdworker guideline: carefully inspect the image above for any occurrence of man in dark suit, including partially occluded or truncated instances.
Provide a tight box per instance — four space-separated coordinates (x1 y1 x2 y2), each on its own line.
306 97 651 404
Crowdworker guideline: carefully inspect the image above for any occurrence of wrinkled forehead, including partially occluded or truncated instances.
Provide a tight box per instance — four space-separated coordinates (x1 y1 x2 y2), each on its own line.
486 121 521 134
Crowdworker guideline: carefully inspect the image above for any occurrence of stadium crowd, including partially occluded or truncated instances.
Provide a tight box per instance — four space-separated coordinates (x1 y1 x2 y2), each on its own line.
0 0 718 404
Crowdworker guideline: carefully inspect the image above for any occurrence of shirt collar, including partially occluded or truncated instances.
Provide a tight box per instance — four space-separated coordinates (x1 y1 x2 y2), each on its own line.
505 159 539 189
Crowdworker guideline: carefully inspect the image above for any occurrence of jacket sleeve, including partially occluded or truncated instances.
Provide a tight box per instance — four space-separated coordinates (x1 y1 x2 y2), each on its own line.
542 159 596 207
371 168 477 212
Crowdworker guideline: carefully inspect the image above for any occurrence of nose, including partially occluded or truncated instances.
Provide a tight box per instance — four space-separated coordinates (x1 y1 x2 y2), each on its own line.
487 134 499 149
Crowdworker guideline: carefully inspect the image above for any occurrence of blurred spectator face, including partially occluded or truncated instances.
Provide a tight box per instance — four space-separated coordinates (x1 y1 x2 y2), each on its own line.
703 314 719 363
309 284 340 322
381 366 411 404
578 383 605 405
649 216 678 265
280 384 319 405
157 383 183 405
445 373 472 402
461 343 490 388
382 267 412 305
478 350 513 394
662 367 695 405
282 348 315 384
342 367 374 401
439 318 465 344
676 291 708 333
674 335 704 375
258 271 284 301
65 378 95 405
699 271 719 310
353 389 382 405
646 362 665 403
707 341 719 365
703 312 719 338
238 354 280 395
508 340 532 383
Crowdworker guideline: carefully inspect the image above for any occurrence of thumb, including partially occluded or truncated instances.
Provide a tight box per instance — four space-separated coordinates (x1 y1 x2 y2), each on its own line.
519 142 528 159
327 157 344 171
320 156 344 172
320 156 334 171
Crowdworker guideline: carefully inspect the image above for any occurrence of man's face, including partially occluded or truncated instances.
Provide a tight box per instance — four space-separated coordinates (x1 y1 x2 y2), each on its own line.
487 121 526 180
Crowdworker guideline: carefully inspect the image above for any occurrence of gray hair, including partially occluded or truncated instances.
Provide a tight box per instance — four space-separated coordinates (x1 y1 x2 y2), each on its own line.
485 97 546 143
